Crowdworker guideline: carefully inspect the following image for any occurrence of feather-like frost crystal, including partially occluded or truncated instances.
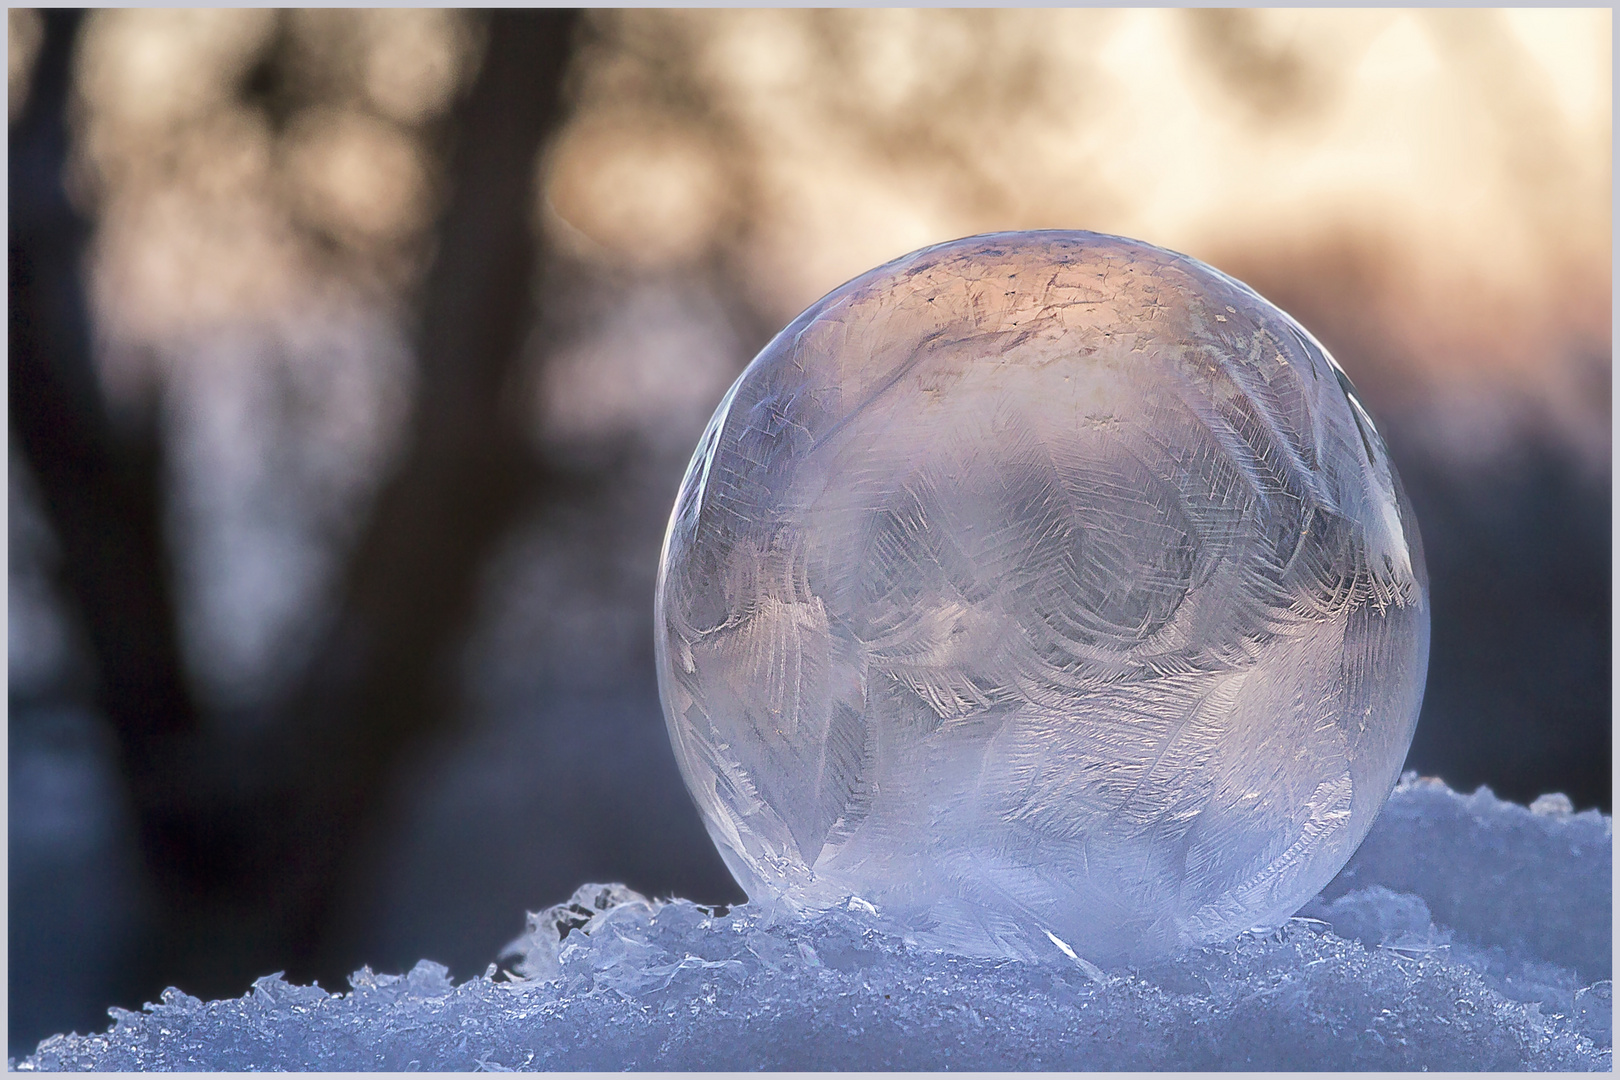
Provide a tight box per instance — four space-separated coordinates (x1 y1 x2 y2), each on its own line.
655 231 1429 963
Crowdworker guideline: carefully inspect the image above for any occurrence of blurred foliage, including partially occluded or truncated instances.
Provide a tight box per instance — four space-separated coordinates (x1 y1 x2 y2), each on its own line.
548 10 1607 453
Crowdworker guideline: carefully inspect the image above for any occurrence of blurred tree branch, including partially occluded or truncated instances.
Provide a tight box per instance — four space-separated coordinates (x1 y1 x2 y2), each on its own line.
10 8 584 1000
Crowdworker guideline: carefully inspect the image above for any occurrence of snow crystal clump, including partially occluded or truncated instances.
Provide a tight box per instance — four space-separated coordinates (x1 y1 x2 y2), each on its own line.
16 776 1609 1072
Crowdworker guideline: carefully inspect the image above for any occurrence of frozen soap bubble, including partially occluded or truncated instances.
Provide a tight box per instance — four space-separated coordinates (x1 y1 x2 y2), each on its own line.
655 231 1429 965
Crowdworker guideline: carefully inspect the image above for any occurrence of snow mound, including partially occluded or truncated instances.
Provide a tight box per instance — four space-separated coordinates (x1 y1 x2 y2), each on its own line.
16 775 1611 1071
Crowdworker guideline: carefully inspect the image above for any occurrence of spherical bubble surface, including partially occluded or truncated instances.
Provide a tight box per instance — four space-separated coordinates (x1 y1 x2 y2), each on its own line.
655 231 1429 964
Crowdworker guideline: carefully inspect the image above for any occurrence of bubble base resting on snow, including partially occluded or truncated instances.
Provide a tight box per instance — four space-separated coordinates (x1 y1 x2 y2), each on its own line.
16 776 1611 1071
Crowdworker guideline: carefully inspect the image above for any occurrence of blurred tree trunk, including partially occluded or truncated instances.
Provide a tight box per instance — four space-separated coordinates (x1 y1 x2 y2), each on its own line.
9 9 584 1002
267 7 585 982
9 4 203 987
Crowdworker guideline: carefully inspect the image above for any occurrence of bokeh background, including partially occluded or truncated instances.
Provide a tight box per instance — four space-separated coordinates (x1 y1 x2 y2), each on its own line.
8 8 1610 1058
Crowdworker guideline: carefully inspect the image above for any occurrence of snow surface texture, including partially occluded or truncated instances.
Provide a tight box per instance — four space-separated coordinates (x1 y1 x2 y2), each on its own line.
657 230 1430 964
18 775 1610 1071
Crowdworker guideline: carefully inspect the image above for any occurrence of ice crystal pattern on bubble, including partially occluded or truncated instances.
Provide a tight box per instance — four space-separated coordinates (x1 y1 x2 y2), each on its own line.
655 231 1429 964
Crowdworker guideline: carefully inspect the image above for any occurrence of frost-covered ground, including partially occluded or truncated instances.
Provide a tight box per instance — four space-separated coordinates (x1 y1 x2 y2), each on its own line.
16 775 1611 1071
